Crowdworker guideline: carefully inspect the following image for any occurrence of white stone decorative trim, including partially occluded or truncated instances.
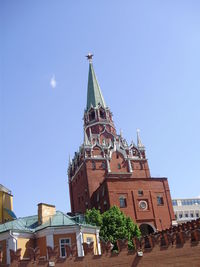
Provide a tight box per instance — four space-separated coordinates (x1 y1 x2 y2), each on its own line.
0 232 10 241
76 231 84 257
46 234 54 249
35 226 79 238
70 162 84 181
128 159 133 173
96 230 101 255
80 226 99 234
6 235 17 264
12 232 34 239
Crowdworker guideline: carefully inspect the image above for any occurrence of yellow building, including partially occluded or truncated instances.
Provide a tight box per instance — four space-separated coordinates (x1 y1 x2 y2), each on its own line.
0 203 100 265
0 184 16 224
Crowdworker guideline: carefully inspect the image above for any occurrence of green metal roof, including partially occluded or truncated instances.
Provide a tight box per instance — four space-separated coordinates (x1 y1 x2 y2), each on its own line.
0 211 96 234
86 63 106 111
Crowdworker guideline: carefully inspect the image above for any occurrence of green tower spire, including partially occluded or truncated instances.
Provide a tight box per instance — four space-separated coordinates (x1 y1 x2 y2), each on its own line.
86 54 106 111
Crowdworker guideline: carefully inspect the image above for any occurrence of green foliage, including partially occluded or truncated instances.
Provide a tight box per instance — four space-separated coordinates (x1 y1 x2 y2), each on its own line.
85 208 102 227
85 206 141 250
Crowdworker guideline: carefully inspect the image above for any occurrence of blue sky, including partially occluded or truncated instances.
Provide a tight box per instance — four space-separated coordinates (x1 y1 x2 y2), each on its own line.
1 0 200 217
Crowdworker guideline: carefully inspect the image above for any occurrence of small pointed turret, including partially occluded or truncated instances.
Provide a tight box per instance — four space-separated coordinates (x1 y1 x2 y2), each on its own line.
68 155 72 165
86 54 106 111
137 129 145 149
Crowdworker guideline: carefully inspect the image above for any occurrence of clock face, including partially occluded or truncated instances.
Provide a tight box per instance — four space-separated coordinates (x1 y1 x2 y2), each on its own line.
139 200 148 210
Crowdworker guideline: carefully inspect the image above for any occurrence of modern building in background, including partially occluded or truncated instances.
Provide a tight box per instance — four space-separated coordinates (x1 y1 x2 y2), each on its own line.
0 184 16 224
68 55 175 235
172 198 200 223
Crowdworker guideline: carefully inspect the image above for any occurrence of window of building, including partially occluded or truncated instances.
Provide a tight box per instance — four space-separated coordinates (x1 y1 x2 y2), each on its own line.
60 238 71 258
185 213 188 218
196 213 199 218
119 196 127 208
180 199 200 206
102 186 105 197
190 213 194 218
92 161 96 170
89 110 95 121
131 162 134 170
179 214 183 218
102 162 106 169
138 190 143 196
86 237 94 244
172 200 178 206
100 109 106 119
157 196 164 206
117 163 121 169
140 162 143 170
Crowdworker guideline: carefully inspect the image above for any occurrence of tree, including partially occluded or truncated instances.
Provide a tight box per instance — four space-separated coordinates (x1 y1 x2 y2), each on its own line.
85 207 102 227
85 206 141 250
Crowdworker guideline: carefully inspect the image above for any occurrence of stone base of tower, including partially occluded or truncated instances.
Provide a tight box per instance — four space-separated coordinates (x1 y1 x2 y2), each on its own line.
91 176 175 233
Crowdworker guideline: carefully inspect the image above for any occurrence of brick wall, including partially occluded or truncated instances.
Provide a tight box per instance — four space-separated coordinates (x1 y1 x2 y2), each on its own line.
4 219 200 267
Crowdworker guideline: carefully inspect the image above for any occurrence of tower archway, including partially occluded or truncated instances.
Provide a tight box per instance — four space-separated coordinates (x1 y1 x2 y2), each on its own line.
139 223 155 236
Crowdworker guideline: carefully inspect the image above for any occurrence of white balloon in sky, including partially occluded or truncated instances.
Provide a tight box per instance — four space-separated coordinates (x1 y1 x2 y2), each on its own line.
50 75 57 89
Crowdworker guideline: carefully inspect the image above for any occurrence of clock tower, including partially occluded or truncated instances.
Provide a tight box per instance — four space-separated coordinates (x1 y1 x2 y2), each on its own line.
68 55 175 234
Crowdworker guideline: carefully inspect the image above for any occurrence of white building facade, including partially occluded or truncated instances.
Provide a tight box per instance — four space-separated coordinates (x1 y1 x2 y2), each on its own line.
172 198 200 223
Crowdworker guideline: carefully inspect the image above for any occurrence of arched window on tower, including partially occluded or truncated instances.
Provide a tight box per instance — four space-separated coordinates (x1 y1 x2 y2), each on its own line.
101 161 106 169
100 108 106 119
89 110 95 121
92 161 96 170
140 162 143 170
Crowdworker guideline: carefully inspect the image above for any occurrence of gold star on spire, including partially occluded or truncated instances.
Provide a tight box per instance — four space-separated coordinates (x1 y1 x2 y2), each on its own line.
86 53 94 63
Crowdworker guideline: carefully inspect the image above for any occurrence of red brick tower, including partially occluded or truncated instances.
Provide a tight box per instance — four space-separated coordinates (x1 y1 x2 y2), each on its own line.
68 54 175 234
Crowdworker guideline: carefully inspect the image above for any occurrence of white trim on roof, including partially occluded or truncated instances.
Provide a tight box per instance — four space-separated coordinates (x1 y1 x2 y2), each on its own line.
0 184 11 194
35 225 80 238
80 226 100 234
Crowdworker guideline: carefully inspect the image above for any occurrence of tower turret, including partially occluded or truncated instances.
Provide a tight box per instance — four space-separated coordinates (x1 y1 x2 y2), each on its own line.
83 54 116 147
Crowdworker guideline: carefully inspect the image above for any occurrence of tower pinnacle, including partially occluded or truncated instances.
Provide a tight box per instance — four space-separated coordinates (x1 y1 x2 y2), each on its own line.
86 54 106 111
137 129 145 149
